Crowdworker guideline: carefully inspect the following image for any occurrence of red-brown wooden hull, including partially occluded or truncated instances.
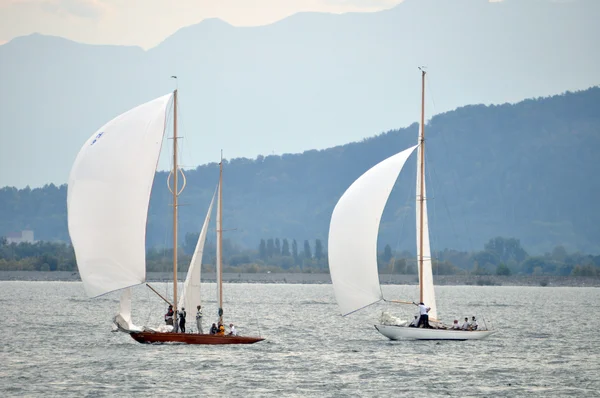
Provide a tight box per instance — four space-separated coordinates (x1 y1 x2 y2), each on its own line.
129 331 264 345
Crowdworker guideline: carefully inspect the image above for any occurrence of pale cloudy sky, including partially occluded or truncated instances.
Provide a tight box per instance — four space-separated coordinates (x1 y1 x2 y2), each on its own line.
0 0 404 48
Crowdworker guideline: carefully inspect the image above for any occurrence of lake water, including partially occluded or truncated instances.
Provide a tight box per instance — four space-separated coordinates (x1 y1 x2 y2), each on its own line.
1 282 599 397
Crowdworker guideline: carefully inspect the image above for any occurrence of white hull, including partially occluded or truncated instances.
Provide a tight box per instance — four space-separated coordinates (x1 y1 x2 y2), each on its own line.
375 324 496 341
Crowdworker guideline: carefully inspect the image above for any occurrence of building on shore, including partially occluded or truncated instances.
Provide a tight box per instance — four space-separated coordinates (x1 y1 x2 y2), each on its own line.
6 230 35 244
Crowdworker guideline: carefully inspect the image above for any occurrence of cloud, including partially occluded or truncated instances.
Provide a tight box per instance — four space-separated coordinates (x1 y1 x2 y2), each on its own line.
1 0 110 19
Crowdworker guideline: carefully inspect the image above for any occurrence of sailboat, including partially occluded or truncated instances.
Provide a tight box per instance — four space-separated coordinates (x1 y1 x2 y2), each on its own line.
68 89 264 345
328 70 495 341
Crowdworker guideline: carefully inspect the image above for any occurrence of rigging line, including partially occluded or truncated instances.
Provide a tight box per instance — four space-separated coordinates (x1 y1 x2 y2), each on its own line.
423 71 442 267
424 142 440 278
163 153 174 296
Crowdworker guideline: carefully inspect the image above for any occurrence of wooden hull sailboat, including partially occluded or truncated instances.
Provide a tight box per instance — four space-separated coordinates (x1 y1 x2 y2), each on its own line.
328 69 495 341
129 331 264 345
68 86 264 345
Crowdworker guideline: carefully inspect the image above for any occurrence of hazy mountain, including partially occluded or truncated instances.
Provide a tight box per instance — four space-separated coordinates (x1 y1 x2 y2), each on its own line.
0 0 599 188
1 87 599 255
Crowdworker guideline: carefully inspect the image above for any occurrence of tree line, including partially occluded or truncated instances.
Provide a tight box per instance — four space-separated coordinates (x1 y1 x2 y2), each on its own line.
1 235 599 278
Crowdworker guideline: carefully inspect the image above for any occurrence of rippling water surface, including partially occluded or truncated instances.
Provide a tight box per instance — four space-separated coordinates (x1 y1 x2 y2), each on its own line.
1 282 599 397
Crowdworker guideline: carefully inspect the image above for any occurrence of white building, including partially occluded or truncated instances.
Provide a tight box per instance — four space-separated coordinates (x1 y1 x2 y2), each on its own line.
6 230 35 244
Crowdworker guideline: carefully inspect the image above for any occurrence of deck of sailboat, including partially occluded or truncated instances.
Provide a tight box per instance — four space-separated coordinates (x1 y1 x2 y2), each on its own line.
374 324 496 341
129 331 264 345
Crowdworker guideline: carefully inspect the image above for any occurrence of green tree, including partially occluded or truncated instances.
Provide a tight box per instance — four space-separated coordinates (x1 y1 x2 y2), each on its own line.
571 265 598 277
551 245 568 263
484 237 528 264
259 239 267 260
303 240 312 259
521 256 546 274
292 239 299 265
496 263 511 276
471 250 500 269
392 258 407 274
282 239 290 256
472 262 492 275
315 239 323 260
275 238 281 255
382 244 393 265
266 238 275 258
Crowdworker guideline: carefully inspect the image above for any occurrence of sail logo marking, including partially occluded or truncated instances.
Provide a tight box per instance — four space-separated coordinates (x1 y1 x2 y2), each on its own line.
91 132 104 146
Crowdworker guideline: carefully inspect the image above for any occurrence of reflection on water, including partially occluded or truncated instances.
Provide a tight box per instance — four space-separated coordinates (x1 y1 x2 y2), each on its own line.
1 282 599 397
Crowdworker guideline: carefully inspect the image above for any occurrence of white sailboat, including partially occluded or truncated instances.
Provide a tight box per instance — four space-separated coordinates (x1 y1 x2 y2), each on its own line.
68 89 263 345
328 70 495 341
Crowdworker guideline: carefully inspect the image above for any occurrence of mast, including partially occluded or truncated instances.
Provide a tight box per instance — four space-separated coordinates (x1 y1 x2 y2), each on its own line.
418 69 426 303
217 151 224 325
172 89 179 317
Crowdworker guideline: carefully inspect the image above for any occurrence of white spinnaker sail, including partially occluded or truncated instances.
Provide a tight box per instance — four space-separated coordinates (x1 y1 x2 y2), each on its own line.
67 93 173 298
416 126 437 319
114 288 142 332
178 185 218 311
329 145 418 316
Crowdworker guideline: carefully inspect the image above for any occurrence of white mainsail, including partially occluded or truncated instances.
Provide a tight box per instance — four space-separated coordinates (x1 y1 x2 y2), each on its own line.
178 185 218 311
328 145 418 316
416 126 437 319
67 93 173 298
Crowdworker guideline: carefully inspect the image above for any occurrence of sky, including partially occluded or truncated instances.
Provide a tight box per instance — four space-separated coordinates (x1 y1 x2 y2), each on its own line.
2 0 595 189
0 0 404 48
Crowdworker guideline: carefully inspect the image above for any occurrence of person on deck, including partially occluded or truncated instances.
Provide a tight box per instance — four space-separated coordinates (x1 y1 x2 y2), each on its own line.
461 317 470 330
229 323 237 336
217 323 225 336
164 305 174 326
469 316 479 330
210 323 218 335
416 302 432 328
196 305 204 334
178 307 186 333
409 316 418 327
451 319 460 330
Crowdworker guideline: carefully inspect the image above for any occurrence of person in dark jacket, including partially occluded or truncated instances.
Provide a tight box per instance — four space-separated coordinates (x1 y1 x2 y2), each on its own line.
178 307 186 333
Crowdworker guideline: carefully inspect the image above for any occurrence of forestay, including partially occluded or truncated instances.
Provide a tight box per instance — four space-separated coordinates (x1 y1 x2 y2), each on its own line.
328 145 418 316
416 125 437 319
178 185 218 311
67 93 173 298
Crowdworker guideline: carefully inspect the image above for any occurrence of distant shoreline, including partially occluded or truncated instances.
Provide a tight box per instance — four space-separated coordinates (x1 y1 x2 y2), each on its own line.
0 271 598 287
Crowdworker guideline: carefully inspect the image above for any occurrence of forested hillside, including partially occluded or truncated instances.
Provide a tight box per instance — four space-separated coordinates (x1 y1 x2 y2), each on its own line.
0 87 599 254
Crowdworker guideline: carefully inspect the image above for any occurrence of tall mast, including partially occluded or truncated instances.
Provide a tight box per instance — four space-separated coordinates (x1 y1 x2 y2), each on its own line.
217 151 224 325
418 69 426 303
172 89 179 316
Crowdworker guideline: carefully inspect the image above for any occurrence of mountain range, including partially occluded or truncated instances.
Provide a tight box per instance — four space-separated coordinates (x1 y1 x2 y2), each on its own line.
1 86 599 255
0 0 599 188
